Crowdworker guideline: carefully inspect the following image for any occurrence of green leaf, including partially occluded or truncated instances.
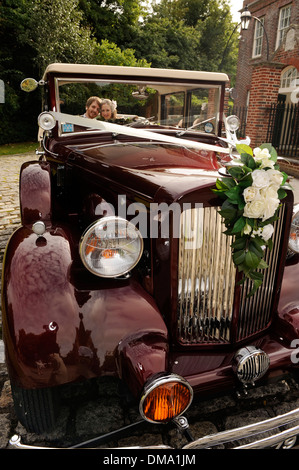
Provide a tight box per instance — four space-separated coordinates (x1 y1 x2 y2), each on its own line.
268 238 273 251
281 171 288 186
247 279 263 297
236 143 253 156
257 259 269 269
233 249 246 265
240 153 256 170
249 239 264 257
222 177 236 189
215 178 230 190
228 166 245 180
277 188 287 200
218 206 237 220
224 185 242 202
232 216 246 234
245 250 260 269
249 271 264 281
232 237 247 250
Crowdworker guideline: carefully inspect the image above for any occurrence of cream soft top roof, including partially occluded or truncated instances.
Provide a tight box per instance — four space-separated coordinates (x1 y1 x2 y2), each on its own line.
42 63 229 83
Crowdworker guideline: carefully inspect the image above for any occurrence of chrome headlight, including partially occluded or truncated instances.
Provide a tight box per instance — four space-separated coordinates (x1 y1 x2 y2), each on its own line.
226 115 240 132
38 112 56 130
139 373 193 424
79 216 143 278
288 205 299 254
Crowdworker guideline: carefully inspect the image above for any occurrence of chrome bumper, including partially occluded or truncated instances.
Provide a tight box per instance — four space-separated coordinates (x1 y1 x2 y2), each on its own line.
184 406 299 449
8 405 299 449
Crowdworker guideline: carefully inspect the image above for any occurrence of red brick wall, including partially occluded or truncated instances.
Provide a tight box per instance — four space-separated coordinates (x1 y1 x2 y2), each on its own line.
245 65 281 146
234 0 299 149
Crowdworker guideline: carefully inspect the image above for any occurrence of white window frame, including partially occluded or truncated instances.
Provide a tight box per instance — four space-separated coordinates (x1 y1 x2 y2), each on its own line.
280 66 299 92
276 5 292 49
252 18 264 58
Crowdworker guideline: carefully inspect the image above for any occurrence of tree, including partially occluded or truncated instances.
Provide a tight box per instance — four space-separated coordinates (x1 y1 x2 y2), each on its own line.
0 0 39 143
78 0 145 46
129 0 239 79
22 0 97 73
94 39 149 67
130 16 202 70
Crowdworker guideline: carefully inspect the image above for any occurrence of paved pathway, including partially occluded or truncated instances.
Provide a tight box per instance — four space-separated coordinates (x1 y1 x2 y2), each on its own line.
0 153 38 271
1 152 299 450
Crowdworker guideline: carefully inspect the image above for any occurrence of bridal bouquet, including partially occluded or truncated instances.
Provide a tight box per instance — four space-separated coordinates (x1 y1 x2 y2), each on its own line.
212 143 289 296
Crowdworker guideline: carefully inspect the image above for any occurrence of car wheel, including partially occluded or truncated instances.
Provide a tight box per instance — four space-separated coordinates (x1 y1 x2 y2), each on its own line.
11 383 59 434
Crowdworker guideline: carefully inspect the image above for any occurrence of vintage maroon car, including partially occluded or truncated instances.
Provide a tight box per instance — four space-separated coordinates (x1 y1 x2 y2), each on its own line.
2 63 299 448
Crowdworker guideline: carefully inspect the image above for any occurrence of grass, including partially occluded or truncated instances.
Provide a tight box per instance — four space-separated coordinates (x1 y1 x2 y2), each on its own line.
0 141 38 156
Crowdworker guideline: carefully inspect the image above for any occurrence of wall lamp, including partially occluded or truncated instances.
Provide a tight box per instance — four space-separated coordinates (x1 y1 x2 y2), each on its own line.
240 5 270 60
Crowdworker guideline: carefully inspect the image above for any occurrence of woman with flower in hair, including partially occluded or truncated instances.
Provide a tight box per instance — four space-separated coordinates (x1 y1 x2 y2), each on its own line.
99 99 117 121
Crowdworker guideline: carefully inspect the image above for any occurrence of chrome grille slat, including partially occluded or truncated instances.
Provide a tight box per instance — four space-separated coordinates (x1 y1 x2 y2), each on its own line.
178 206 236 343
177 204 286 344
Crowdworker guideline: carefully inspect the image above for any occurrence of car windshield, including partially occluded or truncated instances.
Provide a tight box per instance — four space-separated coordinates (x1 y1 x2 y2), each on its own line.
56 77 222 136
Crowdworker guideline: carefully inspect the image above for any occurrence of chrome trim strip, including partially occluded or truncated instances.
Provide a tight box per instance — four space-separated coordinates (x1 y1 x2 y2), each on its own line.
183 406 299 449
8 405 299 449
8 434 171 450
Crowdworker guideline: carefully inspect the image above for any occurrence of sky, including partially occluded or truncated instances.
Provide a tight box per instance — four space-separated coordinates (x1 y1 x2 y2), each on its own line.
230 0 244 23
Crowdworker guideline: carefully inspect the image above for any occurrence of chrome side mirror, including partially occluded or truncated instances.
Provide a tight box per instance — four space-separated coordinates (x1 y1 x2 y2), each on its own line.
20 78 45 92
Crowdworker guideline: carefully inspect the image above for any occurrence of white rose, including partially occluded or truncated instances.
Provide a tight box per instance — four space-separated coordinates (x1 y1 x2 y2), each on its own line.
261 196 280 221
260 184 279 199
259 158 275 169
267 169 283 187
261 224 274 241
243 186 260 203
251 169 270 189
253 148 275 169
243 199 266 219
253 147 271 160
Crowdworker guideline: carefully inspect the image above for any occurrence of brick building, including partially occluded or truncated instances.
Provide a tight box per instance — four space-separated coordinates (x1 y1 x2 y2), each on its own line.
234 0 299 160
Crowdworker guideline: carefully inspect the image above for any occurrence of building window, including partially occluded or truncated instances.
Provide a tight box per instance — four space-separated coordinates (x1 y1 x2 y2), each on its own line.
276 5 292 49
252 18 264 58
280 66 299 90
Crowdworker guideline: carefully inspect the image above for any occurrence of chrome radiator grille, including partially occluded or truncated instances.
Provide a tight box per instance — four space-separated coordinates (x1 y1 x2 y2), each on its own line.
177 205 285 344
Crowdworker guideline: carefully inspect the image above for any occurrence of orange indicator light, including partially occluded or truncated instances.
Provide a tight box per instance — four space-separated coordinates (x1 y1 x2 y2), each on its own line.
142 381 192 423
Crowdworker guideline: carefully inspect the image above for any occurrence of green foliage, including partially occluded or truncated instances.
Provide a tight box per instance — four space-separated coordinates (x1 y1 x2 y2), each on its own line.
22 0 97 72
78 0 144 45
129 0 238 76
94 40 149 68
212 144 287 297
130 15 202 70
0 0 40 143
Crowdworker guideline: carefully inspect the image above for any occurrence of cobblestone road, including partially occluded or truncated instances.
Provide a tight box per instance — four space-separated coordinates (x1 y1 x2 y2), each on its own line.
1 153 299 450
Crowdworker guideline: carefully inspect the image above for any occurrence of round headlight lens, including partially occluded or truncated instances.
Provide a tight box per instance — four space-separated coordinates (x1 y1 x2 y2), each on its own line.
289 208 299 253
38 112 56 130
226 115 240 132
79 216 143 278
139 374 193 423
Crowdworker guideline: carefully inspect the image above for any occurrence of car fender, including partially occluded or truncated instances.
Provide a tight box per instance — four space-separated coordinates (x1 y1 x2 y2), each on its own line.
20 160 52 226
2 225 168 390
